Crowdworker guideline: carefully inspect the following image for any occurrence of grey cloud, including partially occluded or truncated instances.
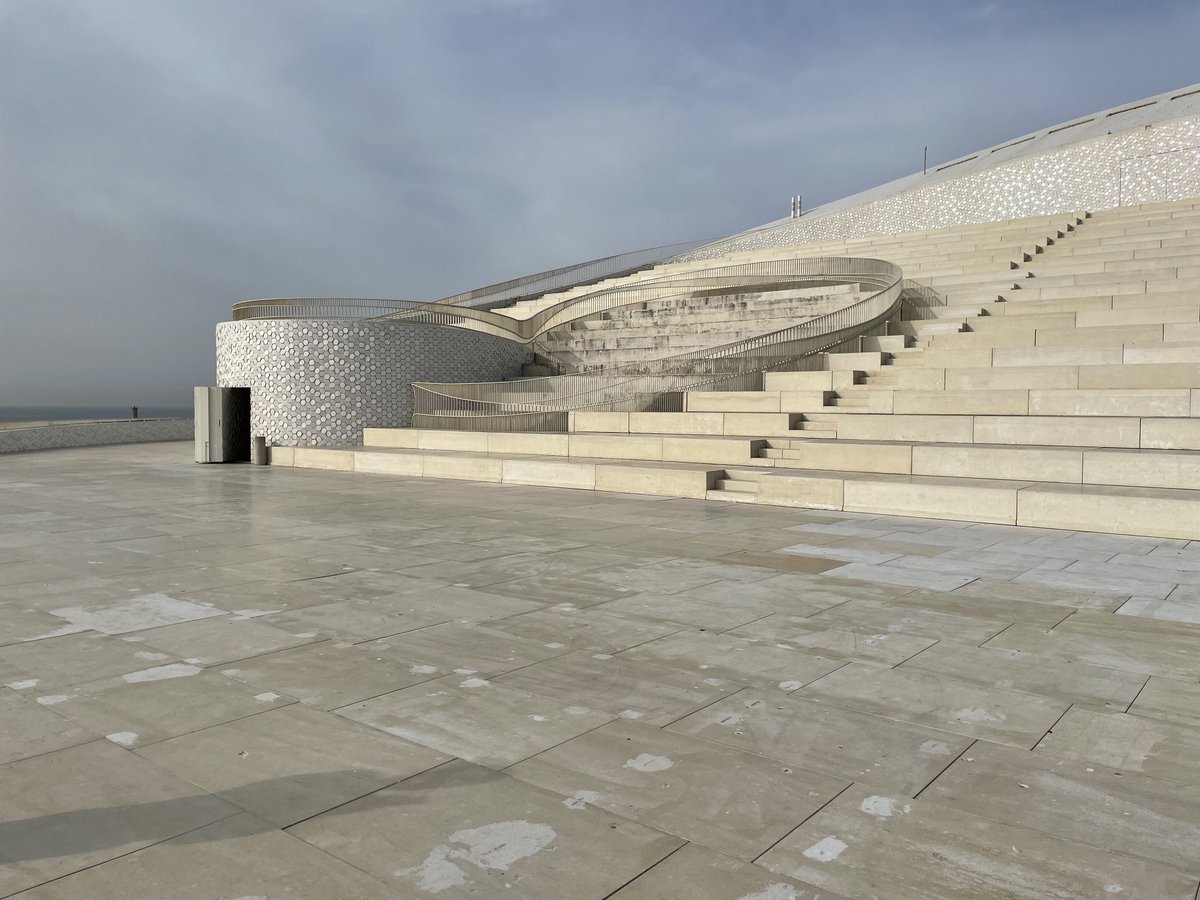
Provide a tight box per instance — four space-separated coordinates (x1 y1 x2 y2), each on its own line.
1 0 1197 405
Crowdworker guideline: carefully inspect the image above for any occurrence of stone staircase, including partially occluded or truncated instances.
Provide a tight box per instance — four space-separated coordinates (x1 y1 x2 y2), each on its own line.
276 200 1200 539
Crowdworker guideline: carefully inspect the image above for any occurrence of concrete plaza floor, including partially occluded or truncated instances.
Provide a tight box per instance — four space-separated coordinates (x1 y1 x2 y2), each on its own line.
2 442 1200 898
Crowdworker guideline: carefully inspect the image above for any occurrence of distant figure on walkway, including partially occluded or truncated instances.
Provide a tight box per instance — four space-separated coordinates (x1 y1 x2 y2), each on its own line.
131 406 139 419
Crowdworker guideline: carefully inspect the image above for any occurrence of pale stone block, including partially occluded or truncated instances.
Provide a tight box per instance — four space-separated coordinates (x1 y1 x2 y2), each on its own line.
913 444 1083 483
661 436 764 464
1035 323 1164 349
994 347 1122 367
944 366 1077 391
268 446 295 467
915 348 995 368
628 412 722 435
568 433 663 461
685 391 779 413
929 330 1034 350
1140 418 1200 450
774 440 912 475
352 449 422 476
830 370 860 392
570 411 629 433
487 432 569 456
861 334 908 352
893 390 1028 416
719 413 797 435
361 427 419 449
869 368 945 389
1076 305 1198 328
1084 448 1200 490
1125 345 1200 364
1030 389 1191 417
1078 363 1200 390
777 391 832 411
1000 296 1112 316
594 463 720 499
1112 291 1200 309
755 472 845 509
762 370 832 391
291 448 354 471
842 476 1021 525
835 414 974 444
501 457 596 490
969 314 1073 333
1163 322 1200 342
1017 483 1200 539
974 416 1140 448
825 351 884 372
420 453 503 482
417 430 489 453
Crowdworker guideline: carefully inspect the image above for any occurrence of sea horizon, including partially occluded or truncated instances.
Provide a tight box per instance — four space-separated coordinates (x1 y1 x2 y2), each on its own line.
0 405 193 423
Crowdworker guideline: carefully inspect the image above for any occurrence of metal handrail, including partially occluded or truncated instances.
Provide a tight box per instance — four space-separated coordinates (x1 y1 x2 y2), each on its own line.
232 298 426 320
431 239 711 308
377 256 896 345
229 239 709 321
410 263 941 432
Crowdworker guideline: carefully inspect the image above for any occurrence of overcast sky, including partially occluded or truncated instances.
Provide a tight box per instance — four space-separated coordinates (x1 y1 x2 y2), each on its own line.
2 0 1198 407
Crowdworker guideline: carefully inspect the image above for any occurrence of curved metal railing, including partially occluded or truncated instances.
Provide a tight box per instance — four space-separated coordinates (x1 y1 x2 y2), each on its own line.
230 239 709 321
410 260 939 432
232 298 427 320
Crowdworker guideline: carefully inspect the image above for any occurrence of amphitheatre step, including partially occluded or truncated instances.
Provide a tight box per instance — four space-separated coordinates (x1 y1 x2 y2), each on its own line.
280 445 724 498
278 442 1200 541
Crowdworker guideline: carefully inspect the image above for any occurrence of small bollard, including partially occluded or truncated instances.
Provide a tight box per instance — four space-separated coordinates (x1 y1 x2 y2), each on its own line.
251 435 268 466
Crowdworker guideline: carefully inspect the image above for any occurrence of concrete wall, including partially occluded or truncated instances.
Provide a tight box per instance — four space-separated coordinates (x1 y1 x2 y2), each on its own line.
0 419 193 454
679 114 1200 260
216 319 532 446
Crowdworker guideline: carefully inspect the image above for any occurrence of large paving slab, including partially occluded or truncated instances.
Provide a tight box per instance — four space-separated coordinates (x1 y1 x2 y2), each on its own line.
485 604 685 652
288 759 684 898
494 650 739 725
508 719 849 860
216 638 445 709
725 613 938 665
10 813 401 899
26 667 293 748
336 674 615 768
0 741 234 896
136 704 449 826
1035 706 1200 784
5 443 1200 898
922 740 1200 873
616 629 848 693
0 633 184 691
361 621 571 675
668 691 972 795
799 662 1070 747
0 691 97 765
757 784 1198 899
609 843 844 899
896 639 1147 711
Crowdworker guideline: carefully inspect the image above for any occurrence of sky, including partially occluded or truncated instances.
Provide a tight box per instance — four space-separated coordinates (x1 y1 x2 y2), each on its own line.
1 0 1198 407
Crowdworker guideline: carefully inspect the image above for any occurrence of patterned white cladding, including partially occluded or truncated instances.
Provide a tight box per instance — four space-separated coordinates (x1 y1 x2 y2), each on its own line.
216 320 531 446
678 115 1200 261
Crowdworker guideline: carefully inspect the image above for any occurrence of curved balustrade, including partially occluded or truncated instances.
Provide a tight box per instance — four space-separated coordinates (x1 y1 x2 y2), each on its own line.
229 240 708 321
410 262 943 432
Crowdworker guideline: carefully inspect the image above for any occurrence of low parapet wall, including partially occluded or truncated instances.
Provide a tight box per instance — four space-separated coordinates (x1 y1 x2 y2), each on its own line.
0 418 193 453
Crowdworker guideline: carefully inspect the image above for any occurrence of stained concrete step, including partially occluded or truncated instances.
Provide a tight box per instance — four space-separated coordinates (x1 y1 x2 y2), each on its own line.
279 442 1200 541
280 444 725 499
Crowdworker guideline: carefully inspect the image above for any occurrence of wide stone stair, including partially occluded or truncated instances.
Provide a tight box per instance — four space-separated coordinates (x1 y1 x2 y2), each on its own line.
277 200 1200 539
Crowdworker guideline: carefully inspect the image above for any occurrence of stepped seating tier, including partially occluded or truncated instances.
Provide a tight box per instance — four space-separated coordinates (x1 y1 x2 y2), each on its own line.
280 200 1200 539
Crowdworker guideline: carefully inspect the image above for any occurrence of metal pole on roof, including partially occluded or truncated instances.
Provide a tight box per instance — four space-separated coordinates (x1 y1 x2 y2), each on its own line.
924 146 928 175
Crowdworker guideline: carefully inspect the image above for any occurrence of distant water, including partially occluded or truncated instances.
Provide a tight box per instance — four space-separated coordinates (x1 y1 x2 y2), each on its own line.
0 406 193 423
